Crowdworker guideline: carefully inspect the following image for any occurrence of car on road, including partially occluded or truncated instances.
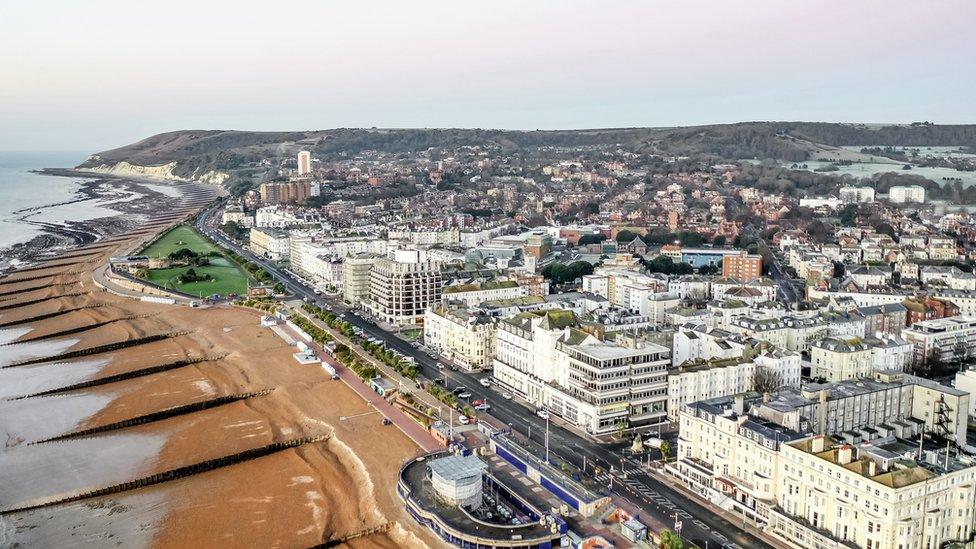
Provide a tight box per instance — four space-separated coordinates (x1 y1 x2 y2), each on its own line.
474 403 491 411
536 409 550 420
433 378 445 385
437 363 444 370
479 378 490 387
457 391 472 399
501 392 512 400
452 386 466 395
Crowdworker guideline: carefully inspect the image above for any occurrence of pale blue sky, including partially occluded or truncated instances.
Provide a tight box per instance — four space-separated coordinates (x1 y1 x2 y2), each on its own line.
1 0 974 152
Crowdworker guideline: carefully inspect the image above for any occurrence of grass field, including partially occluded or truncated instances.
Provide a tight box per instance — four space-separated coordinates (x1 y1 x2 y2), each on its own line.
140 225 251 296
142 225 220 258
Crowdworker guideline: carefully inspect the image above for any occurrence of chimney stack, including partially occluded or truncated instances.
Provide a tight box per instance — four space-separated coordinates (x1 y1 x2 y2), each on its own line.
811 435 825 453
837 445 853 465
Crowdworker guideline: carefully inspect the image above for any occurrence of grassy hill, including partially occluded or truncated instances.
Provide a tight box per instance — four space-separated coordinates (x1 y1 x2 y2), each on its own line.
79 123 976 185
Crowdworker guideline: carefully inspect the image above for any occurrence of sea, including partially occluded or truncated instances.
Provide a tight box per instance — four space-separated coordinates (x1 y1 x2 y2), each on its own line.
0 151 98 251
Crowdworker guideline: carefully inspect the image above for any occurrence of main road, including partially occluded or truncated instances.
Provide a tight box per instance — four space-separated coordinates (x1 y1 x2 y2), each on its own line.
196 200 774 549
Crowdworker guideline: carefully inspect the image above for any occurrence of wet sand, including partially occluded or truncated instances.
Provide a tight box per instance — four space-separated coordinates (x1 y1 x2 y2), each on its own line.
0 183 444 548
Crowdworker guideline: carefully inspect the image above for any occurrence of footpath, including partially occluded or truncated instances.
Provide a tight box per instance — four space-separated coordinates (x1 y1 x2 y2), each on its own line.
283 305 447 453
645 465 793 549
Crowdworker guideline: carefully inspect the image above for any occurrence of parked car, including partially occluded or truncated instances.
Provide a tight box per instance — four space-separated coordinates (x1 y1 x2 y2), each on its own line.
502 392 512 400
479 378 490 387
457 391 472 400
474 403 491 411
536 409 550 420
458 415 471 425
452 386 466 395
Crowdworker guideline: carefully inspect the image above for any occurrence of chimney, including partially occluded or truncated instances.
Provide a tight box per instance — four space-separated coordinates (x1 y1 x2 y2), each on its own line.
733 394 746 415
811 435 825 453
763 392 771 404
837 445 853 465
867 460 877 477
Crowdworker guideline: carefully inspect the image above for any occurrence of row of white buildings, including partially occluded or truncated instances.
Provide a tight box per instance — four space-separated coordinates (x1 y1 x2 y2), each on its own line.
670 370 974 549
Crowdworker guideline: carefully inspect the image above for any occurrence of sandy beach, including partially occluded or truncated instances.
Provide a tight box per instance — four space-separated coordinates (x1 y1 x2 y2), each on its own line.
0 180 443 548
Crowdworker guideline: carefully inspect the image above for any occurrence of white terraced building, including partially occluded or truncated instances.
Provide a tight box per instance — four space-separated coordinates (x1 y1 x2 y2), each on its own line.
671 372 974 549
422 303 496 370
492 309 670 434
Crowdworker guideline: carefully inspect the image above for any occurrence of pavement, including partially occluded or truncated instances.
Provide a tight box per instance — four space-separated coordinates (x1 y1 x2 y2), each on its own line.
274 314 443 453
192 199 778 549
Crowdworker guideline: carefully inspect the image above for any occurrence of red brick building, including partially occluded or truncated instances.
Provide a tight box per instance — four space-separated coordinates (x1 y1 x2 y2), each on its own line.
722 254 763 279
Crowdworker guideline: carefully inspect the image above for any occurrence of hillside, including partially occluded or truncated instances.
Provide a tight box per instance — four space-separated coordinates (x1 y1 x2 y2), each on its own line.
78 123 976 187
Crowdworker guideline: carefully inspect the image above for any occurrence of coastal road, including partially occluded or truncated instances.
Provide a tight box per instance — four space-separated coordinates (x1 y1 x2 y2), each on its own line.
195 200 775 548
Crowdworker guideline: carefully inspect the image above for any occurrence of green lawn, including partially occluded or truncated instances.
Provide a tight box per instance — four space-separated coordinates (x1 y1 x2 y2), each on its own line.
142 225 221 258
139 226 251 297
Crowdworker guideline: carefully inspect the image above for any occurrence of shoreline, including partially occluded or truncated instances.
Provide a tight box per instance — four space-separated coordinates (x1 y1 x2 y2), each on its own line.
0 169 186 275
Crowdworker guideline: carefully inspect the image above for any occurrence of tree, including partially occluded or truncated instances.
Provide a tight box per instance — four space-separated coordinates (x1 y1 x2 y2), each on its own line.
615 229 641 243
615 419 628 440
839 204 858 227
712 234 727 247
577 233 605 246
273 282 286 294
698 263 719 275
541 261 594 284
752 366 783 395
658 529 683 549
659 440 671 463
874 222 897 239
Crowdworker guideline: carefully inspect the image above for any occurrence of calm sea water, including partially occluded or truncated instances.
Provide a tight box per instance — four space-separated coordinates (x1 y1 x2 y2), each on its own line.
0 151 93 250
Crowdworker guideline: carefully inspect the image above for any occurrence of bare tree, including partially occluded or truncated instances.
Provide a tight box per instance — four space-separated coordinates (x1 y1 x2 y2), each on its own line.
752 366 783 395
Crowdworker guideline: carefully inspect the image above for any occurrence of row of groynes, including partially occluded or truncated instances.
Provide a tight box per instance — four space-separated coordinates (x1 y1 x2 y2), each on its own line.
3 331 191 368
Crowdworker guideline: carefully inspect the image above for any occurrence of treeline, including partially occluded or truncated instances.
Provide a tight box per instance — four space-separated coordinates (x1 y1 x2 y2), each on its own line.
224 250 274 284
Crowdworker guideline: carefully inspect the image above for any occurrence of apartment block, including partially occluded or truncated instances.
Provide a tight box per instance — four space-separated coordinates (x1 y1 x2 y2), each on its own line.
492 309 670 434
722 254 763 279
366 250 442 326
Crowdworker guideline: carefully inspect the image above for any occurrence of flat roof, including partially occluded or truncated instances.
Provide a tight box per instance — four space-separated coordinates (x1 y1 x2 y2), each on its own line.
428 454 488 482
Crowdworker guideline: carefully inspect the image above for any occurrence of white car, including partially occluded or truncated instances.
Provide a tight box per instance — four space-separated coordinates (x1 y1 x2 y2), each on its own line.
479 378 490 387
501 392 512 400
536 409 550 420
458 415 470 425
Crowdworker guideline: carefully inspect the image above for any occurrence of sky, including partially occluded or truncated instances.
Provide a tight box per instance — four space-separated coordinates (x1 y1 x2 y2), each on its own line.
1 0 974 152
